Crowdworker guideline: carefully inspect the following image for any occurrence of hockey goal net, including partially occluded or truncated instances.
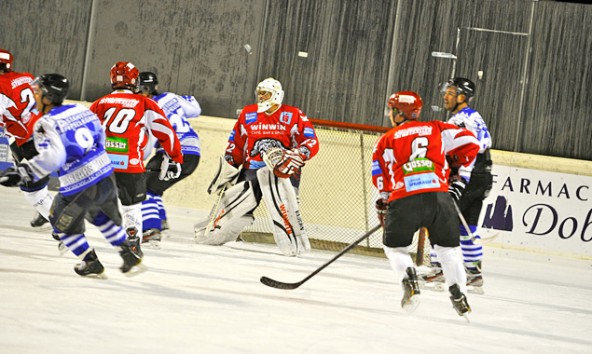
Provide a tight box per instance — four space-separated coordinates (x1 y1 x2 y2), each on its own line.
240 118 429 264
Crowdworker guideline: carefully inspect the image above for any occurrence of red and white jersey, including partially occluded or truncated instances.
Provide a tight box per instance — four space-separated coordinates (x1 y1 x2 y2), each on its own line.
0 71 36 146
90 90 183 173
225 103 319 169
372 120 479 202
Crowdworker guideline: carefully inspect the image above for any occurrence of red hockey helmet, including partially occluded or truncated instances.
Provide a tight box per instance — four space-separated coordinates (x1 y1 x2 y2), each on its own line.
0 48 14 72
387 91 423 120
110 61 139 90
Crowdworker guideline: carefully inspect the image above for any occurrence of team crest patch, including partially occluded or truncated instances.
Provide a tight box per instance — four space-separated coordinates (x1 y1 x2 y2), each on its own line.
279 112 292 124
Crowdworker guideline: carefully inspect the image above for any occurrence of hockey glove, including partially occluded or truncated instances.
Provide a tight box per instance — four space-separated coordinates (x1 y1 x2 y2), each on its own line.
448 177 467 202
274 149 305 178
159 154 182 181
375 198 388 228
0 163 34 187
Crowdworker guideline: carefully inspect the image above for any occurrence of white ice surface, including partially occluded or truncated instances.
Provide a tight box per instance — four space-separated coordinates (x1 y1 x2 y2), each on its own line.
1 187 591 354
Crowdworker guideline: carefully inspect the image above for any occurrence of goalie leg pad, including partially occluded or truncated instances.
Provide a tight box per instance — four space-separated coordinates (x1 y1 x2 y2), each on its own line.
195 180 258 245
257 168 310 256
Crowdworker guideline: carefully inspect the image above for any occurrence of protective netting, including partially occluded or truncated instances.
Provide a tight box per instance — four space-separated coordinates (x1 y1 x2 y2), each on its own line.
240 119 429 261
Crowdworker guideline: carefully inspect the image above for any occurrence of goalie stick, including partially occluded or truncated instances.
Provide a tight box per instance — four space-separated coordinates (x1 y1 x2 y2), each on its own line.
452 201 498 245
260 224 381 290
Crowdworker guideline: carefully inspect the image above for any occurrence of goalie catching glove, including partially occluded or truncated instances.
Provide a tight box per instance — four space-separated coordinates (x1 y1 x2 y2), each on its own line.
263 148 305 178
0 163 34 187
159 154 181 181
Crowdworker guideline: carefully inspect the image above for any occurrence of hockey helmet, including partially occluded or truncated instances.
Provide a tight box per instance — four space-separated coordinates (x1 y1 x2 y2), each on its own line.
110 61 139 90
255 77 284 113
387 91 423 120
32 73 70 105
0 48 13 72
440 77 476 101
139 71 159 95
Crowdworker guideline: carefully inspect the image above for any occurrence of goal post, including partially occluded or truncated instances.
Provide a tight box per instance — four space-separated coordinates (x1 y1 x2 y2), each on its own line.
240 118 429 263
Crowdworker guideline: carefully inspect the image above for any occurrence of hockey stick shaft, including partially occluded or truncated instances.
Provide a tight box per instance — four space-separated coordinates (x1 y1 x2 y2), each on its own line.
260 224 382 290
452 200 497 245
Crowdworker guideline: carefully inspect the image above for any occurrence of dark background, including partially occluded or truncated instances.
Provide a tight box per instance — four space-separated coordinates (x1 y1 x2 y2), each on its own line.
1 0 590 159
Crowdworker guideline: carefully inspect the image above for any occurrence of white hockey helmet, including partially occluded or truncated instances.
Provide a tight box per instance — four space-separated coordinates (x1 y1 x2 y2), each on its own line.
255 77 284 113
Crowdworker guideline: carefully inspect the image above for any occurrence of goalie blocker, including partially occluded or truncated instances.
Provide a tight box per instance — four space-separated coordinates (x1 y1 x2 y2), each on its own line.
195 155 310 256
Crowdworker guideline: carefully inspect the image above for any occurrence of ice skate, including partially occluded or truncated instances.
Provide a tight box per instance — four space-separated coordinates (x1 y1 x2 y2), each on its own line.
420 266 446 291
466 261 484 294
74 249 106 278
30 212 49 227
51 232 69 255
449 283 471 320
126 227 144 258
142 228 162 249
119 239 146 276
401 267 421 313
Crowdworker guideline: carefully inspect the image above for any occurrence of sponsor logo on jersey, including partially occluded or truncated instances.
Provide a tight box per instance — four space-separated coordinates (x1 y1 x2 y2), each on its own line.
99 97 139 108
371 160 382 176
129 158 140 166
402 158 434 174
394 126 433 139
279 112 292 124
107 153 129 170
304 127 315 138
245 112 258 124
250 123 287 132
403 172 439 192
11 76 32 88
105 137 128 152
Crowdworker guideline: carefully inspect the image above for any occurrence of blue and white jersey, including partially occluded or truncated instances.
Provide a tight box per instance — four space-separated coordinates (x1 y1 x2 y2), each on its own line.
152 92 201 156
448 106 492 154
27 104 112 196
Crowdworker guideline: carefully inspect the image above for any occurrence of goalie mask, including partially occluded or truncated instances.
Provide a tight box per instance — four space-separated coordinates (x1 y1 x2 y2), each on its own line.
110 61 139 91
255 77 284 113
0 48 13 72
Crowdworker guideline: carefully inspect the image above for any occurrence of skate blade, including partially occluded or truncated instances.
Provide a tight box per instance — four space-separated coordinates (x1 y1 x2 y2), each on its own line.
462 313 470 323
146 240 161 249
420 281 446 292
122 262 148 277
84 272 108 280
468 286 484 295
58 242 69 256
402 295 421 313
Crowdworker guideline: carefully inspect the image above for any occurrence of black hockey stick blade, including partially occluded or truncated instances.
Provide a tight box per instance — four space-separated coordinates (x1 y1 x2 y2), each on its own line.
260 224 382 290
260 276 304 290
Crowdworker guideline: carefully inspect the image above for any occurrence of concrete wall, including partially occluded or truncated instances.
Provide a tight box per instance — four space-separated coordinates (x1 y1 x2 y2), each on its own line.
1 0 590 158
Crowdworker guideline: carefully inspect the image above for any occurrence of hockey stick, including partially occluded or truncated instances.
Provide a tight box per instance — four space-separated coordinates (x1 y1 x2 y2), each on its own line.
415 227 427 266
260 224 382 290
452 200 498 245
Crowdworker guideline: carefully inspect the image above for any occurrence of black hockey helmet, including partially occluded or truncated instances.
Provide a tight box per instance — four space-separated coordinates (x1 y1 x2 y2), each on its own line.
32 73 69 105
139 71 159 95
441 77 476 101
